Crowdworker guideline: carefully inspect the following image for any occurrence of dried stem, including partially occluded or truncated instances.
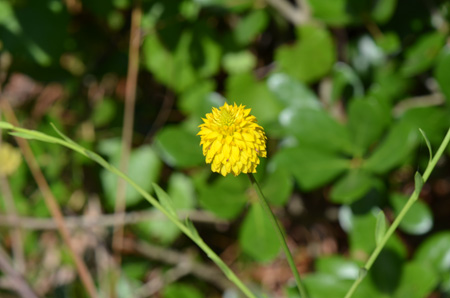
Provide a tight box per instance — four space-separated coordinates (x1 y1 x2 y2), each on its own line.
0 101 98 298
112 2 142 264
0 245 38 298
0 209 227 230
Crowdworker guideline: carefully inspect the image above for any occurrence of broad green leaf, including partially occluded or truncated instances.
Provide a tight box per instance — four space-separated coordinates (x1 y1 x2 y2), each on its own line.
369 249 403 294
364 121 418 174
401 106 450 145
222 51 257 74
99 140 162 207
389 193 432 235
233 9 268 46
275 24 335 83
280 108 353 154
154 125 204 168
197 175 248 219
375 32 400 54
375 211 386 246
239 203 280 262
347 97 390 156
414 232 450 274
179 80 225 117
226 72 283 126
315 256 359 280
348 208 407 258
414 172 424 193
267 73 320 109
330 169 376 204
393 262 439 298
142 30 221 92
0 121 13 130
435 48 450 103
371 0 397 23
400 32 446 77
274 146 350 190
306 0 352 25
302 273 375 298
163 283 205 298
92 98 117 127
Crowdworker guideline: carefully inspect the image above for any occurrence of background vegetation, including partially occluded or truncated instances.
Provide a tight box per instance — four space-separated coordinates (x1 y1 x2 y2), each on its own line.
1 0 450 297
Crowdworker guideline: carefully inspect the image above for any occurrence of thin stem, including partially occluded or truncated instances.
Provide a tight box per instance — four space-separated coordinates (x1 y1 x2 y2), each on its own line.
344 128 450 298
113 2 142 263
248 173 308 298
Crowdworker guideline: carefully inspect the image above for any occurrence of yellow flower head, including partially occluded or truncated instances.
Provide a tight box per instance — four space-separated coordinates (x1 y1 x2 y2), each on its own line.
198 102 267 176
0 143 22 176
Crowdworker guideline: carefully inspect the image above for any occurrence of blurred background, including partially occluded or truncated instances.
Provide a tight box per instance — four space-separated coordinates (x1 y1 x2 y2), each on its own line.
1 0 450 297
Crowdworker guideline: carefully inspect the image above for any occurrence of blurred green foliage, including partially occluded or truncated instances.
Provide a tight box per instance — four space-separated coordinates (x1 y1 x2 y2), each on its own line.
1 0 450 297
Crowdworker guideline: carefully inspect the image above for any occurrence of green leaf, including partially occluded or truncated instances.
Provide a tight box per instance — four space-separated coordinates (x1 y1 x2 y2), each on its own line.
275 24 335 83
233 9 268 46
0 121 13 130
347 97 390 156
226 72 283 126
371 0 397 23
389 193 432 235
331 63 364 103
239 203 280 262
347 208 407 258
163 283 205 298
414 231 450 274
364 121 418 174
197 175 248 219
145 174 196 244
279 108 352 154
274 146 350 190
155 125 204 168
375 211 386 246
435 48 450 103
99 140 162 207
307 0 352 25
267 73 320 109
302 273 374 298
315 256 359 280
152 183 177 216
393 261 439 298
222 51 257 74
414 172 424 193
419 128 433 164
401 106 450 145
330 169 376 204
375 32 400 54
400 32 446 77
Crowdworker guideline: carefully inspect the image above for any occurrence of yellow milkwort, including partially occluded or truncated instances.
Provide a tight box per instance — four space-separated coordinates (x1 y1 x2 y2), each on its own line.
198 102 267 176
0 143 22 176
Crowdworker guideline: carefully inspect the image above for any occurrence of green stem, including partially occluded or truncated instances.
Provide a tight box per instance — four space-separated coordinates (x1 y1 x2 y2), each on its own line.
344 128 450 298
248 173 308 298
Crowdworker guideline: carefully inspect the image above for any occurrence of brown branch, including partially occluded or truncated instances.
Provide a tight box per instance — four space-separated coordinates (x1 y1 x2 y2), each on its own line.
0 210 228 230
123 239 232 291
0 177 25 273
0 101 98 298
112 2 142 264
0 245 38 298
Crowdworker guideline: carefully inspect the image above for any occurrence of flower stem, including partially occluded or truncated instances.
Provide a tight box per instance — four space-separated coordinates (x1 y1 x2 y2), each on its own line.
344 128 450 298
248 173 308 298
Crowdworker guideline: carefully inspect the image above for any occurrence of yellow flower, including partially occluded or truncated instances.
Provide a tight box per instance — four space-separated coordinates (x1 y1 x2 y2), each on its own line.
198 102 267 176
0 143 22 176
